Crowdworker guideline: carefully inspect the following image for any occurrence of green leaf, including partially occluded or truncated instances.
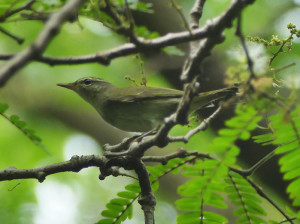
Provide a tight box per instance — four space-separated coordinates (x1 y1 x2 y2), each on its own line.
95 218 114 224
24 128 35 135
203 211 228 223
151 181 159 191
101 209 120 218
0 103 8 113
106 203 124 211
134 26 159 39
240 131 251 140
252 133 274 144
135 2 153 13
147 166 162 177
218 128 241 136
225 117 245 128
125 183 140 193
117 191 138 199
248 215 268 223
126 204 133 219
10 114 19 123
284 166 300 180
31 135 42 142
233 207 245 216
276 141 299 154
110 198 130 206
280 153 300 172
176 197 201 211
177 212 202 224
15 120 26 128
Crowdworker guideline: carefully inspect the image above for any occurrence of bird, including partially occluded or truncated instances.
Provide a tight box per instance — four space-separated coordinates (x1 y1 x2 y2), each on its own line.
57 77 238 132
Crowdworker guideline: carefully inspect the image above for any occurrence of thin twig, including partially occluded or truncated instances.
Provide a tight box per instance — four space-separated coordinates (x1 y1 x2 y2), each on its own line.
228 173 252 223
0 0 34 22
269 35 293 66
0 26 24 44
245 177 295 224
270 62 296 74
235 14 255 88
123 0 140 44
169 0 192 34
168 106 222 143
124 0 135 30
238 149 276 176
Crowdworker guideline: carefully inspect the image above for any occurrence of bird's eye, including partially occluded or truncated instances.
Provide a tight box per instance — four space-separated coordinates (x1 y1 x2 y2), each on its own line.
83 79 92 85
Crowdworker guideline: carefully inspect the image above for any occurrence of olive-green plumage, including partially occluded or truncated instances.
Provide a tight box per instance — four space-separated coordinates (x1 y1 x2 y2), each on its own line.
57 77 237 132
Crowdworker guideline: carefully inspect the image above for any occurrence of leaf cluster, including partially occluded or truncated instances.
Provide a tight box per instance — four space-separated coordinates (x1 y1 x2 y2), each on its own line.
0 103 46 153
254 106 300 218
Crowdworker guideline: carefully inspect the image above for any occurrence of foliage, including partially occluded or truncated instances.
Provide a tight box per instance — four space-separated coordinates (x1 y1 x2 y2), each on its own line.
96 183 137 224
175 105 263 224
253 106 300 218
225 172 267 224
0 103 47 153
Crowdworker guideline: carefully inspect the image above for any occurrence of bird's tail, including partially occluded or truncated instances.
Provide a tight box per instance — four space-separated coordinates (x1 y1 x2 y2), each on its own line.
191 86 239 111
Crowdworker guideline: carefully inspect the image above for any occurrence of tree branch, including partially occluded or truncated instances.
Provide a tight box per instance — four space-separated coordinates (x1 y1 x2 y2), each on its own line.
0 26 24 44
245 177 295 224
0 0 255 75
169 0 192 33
167 106 222 143
181 0 255 82
0 0 35 22
235 14 256 87
0 155 105 182
189 0 206 29
0 0 85 87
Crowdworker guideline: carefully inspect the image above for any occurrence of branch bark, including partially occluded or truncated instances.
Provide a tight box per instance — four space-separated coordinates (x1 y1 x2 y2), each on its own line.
0 0 255 81
0 0 86 87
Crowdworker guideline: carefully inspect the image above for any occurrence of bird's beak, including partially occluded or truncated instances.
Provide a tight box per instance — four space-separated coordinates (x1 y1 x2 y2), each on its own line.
57 82 75 90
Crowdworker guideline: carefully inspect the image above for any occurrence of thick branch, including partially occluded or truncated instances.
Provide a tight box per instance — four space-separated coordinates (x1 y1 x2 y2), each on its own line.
0 155 105 182
0 0 254 71
133 160 156 224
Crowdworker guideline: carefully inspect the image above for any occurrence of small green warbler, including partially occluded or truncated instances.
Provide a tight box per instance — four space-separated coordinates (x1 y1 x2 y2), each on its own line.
57 77 237 132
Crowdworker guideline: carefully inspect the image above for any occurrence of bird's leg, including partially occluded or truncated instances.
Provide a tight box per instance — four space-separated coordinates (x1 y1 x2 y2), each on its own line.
103 135 140 152
104 128 158 157
135 128 157 142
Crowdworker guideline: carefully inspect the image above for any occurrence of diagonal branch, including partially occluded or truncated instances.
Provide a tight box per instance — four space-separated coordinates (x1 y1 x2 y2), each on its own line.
0 26 24 44
189 0 206 29
235 14 256 86
0 0 86 87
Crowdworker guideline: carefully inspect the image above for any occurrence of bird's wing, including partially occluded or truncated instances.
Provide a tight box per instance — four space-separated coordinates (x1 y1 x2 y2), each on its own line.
108 86 183 102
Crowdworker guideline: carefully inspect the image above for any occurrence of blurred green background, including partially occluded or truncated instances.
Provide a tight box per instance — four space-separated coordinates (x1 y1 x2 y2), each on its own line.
0 0 299 223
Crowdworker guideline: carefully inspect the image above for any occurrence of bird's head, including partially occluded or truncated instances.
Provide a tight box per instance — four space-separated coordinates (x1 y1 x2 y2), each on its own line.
57 77 112 102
